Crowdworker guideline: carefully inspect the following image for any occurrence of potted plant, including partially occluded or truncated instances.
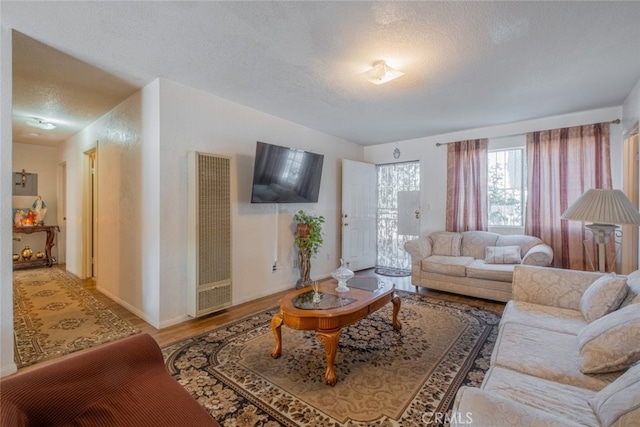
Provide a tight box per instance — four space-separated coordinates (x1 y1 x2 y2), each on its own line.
293 210 325 288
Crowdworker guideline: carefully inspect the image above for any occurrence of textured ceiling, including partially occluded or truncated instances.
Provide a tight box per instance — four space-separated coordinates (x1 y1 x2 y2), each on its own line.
4 1 640 147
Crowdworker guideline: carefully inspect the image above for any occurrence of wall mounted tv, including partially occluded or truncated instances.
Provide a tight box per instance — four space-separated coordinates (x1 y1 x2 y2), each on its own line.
250 141 324 203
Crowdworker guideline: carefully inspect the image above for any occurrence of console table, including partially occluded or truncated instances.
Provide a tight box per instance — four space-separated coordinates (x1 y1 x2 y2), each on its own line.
12 225 60 269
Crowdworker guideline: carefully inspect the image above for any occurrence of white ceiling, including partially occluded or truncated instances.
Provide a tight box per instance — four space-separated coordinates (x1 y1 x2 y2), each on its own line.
4 1 640 147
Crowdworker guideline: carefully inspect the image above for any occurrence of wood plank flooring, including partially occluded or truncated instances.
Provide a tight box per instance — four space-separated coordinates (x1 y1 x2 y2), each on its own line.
82 266 505 347
14 266 504 373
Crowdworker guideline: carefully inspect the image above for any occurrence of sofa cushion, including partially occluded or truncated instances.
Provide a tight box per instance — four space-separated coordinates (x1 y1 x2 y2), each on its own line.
580 274 628 322
589 363 640 427
465 260 514 282
621 269 640 307
431 232 462 256
500 300 588 335
496 234 543 257
491 322 621 390
460 231 499 259
485 245 521 264
0 334 219 427
421 255 474 277
482 366 598 427
577 304 640 374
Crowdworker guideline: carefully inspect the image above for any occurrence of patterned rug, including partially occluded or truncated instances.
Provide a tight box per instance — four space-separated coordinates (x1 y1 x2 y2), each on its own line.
163 291 500 426
13 267 139 368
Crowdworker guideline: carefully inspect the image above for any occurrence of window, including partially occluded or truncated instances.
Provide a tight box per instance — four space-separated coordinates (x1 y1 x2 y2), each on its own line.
488 148 526 226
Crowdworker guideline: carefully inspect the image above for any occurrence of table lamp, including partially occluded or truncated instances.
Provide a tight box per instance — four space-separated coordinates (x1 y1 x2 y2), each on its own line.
561 189 640 272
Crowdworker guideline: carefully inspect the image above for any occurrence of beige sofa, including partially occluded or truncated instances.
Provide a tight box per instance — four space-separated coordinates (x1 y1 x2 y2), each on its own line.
452 265 640 426
404 231 553 302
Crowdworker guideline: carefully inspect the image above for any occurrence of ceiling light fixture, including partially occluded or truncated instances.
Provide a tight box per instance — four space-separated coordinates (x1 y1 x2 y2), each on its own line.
362 60 404 85
26 117 56 130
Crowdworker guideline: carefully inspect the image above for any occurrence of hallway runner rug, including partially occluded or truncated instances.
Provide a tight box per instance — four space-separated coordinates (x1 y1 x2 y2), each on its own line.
13 267 138 368
163 291 501 426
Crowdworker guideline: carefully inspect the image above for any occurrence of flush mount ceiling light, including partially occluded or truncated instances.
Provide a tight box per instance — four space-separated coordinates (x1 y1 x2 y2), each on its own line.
26 117 56 130
362 60 404 85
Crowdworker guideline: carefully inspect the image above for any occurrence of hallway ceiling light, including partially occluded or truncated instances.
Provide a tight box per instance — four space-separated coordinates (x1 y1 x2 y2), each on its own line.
362 61 404 85
26 117 56 130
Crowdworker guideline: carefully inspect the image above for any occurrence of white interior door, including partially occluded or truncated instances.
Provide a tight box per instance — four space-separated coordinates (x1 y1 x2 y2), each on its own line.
397 191 420 236
341 160 376 271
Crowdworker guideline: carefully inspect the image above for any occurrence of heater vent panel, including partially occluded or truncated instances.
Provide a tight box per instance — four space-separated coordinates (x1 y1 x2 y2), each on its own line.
188 152 232 317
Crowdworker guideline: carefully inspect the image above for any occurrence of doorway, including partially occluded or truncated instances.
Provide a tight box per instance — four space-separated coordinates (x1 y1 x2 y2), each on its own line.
376 161 420 270
57 162 67 264
84 149 97 279
622 127 639 274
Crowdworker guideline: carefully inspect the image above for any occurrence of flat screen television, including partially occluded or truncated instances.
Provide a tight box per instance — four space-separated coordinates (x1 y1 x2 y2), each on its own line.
250 141 324 203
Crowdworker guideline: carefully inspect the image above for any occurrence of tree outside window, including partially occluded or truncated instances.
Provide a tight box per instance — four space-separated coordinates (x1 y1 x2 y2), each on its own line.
488 149 525 226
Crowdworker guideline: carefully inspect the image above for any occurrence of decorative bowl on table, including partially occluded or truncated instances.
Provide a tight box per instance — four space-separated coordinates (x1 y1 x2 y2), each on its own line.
331 259 354 293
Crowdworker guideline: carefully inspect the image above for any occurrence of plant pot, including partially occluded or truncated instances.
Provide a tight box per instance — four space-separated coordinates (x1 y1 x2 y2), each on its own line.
296 249 312 289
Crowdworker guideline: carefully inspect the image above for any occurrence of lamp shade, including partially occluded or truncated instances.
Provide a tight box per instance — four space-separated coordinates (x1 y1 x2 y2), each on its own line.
561 189 640 225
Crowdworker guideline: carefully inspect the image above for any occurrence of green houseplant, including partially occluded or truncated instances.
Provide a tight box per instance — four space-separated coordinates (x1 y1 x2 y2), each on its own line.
293 210 325 288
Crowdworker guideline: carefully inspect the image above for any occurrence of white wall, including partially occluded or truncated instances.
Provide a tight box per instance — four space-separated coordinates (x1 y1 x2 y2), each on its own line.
622 78 640 136
364 106 623 237
12 143 59 258
56 78 363 330
58 83 156 325
157 79 363 326
58 122 97 277
0 22 17 377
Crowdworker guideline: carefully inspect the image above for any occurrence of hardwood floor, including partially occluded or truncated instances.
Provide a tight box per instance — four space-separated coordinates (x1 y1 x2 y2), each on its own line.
14 266 504 373
82 266 505 348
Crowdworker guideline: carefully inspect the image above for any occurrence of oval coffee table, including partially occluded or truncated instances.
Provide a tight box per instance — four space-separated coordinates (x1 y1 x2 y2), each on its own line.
270 279 401 386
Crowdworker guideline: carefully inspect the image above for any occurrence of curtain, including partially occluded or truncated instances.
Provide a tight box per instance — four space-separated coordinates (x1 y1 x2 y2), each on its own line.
525 123 612 271
446 139 488 231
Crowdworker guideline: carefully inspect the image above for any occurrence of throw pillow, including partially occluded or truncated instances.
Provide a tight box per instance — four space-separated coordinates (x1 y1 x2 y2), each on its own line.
580 274 628 322
484 246 521 264
589 363 640 427
431 233 462 256
577 304 640 374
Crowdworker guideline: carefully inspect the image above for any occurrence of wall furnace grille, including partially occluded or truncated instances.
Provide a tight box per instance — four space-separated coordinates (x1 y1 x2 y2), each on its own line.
187 152 232 317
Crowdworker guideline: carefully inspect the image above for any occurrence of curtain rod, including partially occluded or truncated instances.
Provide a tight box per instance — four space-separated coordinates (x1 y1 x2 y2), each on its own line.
434 118 620 147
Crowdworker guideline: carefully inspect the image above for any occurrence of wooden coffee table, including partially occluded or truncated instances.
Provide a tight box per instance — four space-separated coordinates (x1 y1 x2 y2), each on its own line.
270 279 401 385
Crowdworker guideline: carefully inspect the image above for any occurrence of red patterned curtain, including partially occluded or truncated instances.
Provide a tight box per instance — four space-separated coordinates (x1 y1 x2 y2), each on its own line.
446 139 488 232
525 123 613 271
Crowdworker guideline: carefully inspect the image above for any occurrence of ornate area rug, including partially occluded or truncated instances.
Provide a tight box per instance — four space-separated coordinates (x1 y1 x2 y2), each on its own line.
13 268 138 368
163 291 500 426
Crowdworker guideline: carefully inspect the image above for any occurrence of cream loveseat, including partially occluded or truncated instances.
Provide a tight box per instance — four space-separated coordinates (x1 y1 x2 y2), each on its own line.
404 231 553 302
452 265 640 426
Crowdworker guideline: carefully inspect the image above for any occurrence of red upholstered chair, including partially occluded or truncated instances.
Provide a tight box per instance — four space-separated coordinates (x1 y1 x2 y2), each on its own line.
0 333 219 427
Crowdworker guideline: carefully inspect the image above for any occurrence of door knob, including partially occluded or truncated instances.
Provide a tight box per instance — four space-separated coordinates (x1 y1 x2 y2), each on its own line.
415 210 421 219
344 223 349 226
